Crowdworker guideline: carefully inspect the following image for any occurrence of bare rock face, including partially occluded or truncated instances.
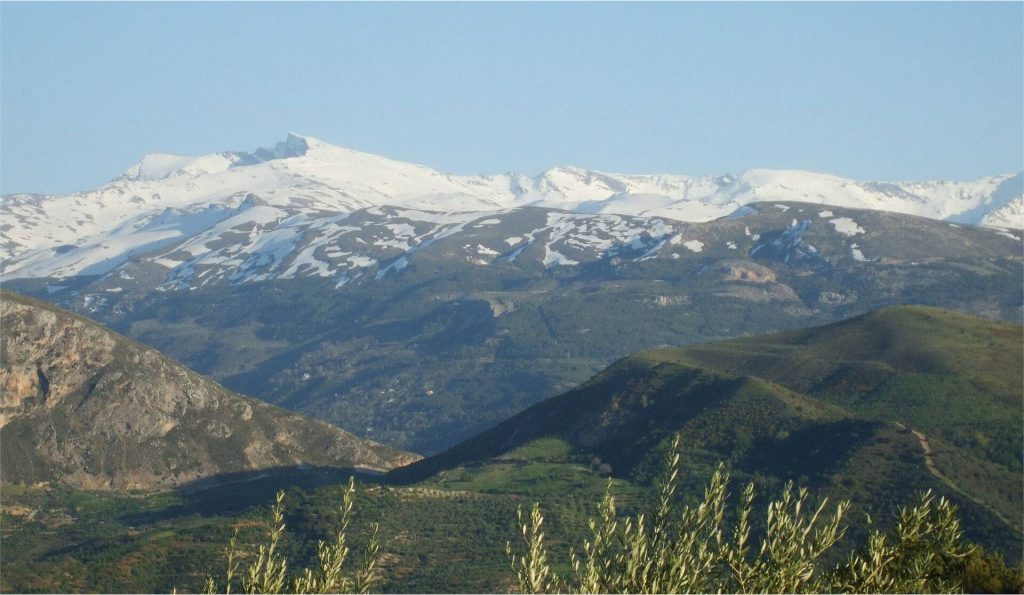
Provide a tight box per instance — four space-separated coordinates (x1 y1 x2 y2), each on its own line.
0 291 418 490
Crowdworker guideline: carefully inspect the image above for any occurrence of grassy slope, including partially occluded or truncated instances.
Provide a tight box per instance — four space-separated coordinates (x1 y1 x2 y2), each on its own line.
391 306 1022 558
651 305 1023 527
391 360 840 481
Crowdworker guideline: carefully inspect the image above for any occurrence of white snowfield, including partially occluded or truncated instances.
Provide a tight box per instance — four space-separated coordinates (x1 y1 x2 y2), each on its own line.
829 218 866 237
2 133 1021 283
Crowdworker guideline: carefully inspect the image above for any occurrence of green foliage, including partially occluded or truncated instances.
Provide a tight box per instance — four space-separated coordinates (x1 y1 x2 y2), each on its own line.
4 459 1020 594
953 547 1024 593
203 478 381 595
506 503 558 594
508 434 983 594
392 328 1019 557
830 491 975 592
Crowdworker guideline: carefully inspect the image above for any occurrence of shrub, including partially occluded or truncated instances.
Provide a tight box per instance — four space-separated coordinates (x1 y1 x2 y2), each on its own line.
507 434 980 594
202 478 380 595
953 547 1024 593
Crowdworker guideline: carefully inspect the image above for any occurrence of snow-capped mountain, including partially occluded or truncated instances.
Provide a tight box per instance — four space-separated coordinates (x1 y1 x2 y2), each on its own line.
4 136 1019 455
18 199 1019 455
2 133 1021 284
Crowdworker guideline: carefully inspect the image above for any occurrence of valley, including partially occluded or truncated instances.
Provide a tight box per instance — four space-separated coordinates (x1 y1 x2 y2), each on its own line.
1 296 1020 593
1 136 1021 593
6 199 1021 454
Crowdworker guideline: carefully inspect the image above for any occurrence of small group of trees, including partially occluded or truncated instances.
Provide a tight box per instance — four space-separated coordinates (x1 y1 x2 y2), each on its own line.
203 435 1020 594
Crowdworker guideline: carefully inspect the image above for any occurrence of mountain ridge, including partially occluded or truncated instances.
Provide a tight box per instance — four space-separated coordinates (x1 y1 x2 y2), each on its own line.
3 134 1020 279
0 290 419 490
387 304 1022 555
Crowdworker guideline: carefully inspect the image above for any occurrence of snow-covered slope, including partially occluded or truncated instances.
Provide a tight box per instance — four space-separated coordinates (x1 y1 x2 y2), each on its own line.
2 133 1020 282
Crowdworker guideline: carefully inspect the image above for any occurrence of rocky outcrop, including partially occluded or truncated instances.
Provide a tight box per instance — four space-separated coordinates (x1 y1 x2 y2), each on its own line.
0 291 418 490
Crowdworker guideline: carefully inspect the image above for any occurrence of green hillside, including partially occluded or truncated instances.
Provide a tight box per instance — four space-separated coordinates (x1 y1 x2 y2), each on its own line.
652 305 1023 528
391 306 1023 558
392 362 846 482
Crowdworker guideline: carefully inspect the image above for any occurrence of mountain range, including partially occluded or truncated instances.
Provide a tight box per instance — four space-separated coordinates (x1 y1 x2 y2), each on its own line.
1 132 1020 584
2 133 1021 283
2 134 1020 456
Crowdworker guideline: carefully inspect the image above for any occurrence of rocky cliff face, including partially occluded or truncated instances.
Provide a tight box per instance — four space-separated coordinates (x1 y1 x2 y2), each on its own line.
0 291 418 490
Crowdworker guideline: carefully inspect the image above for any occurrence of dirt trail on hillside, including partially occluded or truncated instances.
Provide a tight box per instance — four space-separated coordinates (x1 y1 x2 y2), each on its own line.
892 422 1021 533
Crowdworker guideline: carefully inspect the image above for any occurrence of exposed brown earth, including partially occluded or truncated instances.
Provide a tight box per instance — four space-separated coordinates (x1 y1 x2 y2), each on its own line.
0 290 419 491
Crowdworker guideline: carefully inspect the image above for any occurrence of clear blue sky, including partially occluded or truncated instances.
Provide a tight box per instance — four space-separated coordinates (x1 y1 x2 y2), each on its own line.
2 2 1022 195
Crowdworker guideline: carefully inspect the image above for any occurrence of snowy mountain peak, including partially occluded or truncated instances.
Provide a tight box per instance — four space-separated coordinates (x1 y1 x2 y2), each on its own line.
119 133 319 182
235 132 314 165
285 131 317 147
120 151 238 181
3 134 1021 283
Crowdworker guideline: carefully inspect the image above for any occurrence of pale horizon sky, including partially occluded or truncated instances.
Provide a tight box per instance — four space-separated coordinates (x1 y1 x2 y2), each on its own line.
2 2 1022 195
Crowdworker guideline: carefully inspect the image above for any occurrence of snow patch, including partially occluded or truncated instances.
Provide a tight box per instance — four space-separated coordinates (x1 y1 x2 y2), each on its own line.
543 246 579 267
683 240 704 253
830 217 865 236
348 255 377 268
